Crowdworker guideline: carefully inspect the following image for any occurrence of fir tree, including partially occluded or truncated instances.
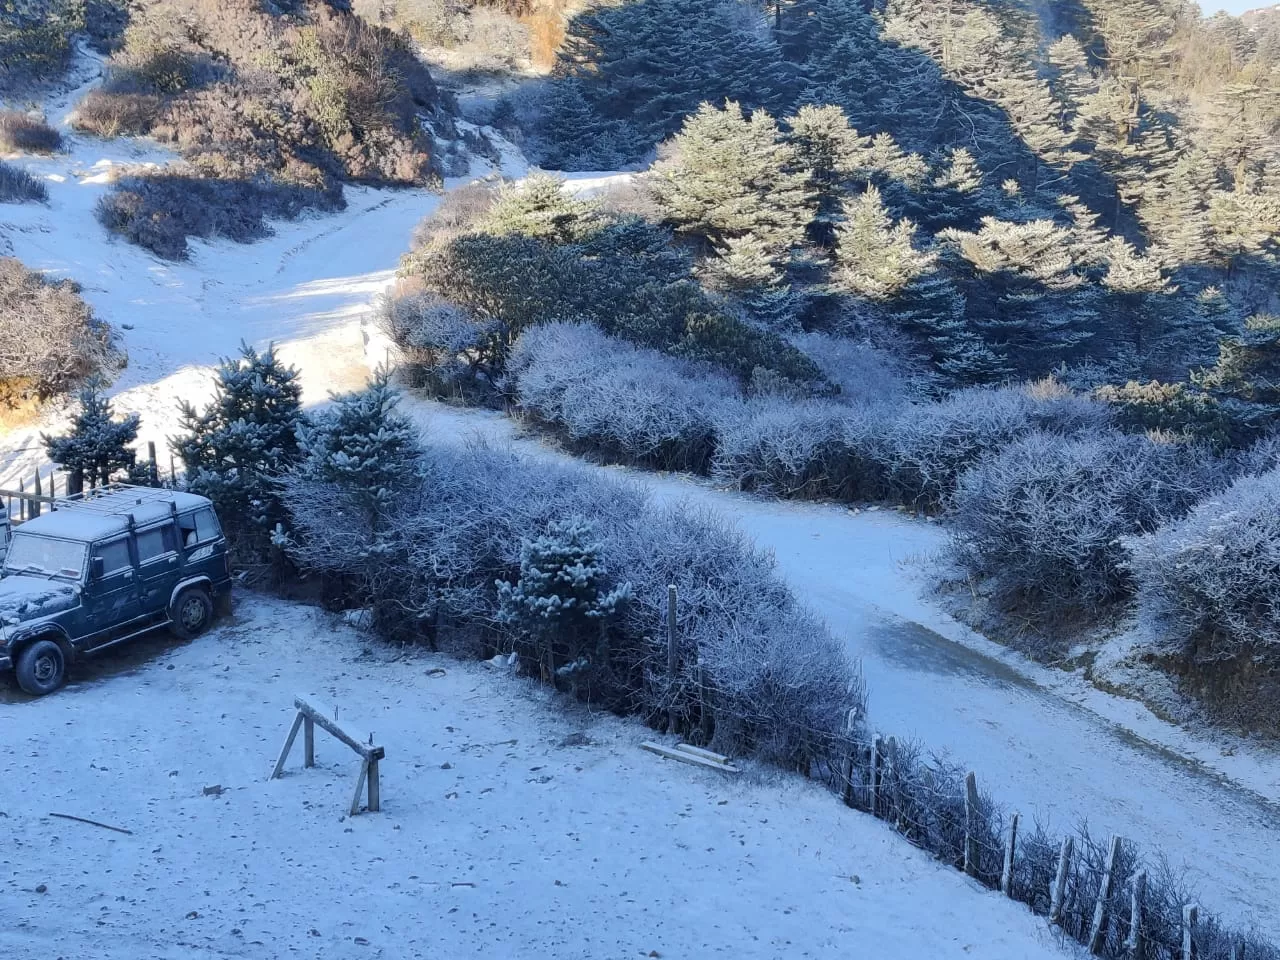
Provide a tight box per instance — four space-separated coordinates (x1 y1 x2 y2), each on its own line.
43 384 139 488
496 517 631 684
173 342 305 558
1195 313 1280 442
297 369 419 529
833 185 933 300
652 101 816 272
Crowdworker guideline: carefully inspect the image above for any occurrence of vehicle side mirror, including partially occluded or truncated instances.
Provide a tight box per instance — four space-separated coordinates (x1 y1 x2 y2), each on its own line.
91 557 104 581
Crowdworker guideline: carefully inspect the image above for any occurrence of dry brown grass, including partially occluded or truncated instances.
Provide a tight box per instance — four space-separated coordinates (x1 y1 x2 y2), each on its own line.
0 110 63 153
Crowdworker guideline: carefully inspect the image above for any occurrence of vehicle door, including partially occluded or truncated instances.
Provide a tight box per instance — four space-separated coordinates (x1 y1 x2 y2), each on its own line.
134 521 181 616
176 508 224 576
81 536 141 648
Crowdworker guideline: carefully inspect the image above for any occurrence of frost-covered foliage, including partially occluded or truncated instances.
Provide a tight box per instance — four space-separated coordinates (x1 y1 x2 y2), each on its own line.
0 110 62 153
43 384 139 487
296 370 419 528
396 174 823 389
174 343 306 560
0 257 120 400
96 170 345 261
949 432 1221 628
0 159 47 203
509 322 738 472
282 440 865 766
1126 467 1280 660
378 291 500 398
791 332 914 408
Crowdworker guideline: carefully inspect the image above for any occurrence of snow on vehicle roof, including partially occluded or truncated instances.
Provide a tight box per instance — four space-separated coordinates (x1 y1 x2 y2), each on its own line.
15 489 211 542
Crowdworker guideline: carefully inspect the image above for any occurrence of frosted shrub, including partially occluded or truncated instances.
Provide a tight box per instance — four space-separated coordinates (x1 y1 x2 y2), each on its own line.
790 332 913 408
949 431 1219 626
378 292 498 397
1126 467 1280 658
884 383 1109 507
712 399 890 501
510 322 740 472
283 439 866 764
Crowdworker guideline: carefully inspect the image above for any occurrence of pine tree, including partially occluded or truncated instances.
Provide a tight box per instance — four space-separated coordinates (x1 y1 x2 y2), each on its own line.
652 101 816 268
785 103 874 244
173 342 305 558
496 518 631 684
43 384 139 488
479 173 603 244
297 369 419 529
1194 314 1280 443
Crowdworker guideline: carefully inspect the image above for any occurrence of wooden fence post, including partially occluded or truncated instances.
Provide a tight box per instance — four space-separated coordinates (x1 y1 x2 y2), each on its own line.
697 659 712 745
1049 836 1074 926
666 585 678 735
148 441 159 485
170 453 177 485
18 477 25 522
304 715 315 768
1001 812 1019 898
963 771 980 878
840 709 857 807
1125 871 1145 959
1088 835 1123 954
869 735 882 818
1182 904 1198 960
31 471 42 517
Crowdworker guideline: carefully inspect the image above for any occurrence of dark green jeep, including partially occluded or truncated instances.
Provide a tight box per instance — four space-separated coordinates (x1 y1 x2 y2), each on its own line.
0 485 233 696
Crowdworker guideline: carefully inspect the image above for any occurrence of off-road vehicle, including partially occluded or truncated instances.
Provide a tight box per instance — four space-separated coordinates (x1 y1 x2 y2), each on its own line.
0 485 232 696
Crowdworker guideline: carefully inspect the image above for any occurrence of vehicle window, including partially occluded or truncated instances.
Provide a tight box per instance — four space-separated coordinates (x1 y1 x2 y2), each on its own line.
5 534 88 580
194 509 221 543
179 509 221 547
136 524 176 564
95 538 132 575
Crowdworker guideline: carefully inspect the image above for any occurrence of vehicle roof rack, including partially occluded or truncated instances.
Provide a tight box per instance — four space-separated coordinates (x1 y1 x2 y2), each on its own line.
52 482 183 516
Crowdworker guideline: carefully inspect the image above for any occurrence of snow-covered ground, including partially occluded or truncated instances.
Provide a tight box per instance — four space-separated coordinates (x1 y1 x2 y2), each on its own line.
3 52 1280 951
0 596 1067 960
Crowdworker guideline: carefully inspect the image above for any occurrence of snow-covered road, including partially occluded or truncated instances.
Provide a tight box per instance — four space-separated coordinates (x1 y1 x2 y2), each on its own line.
2 81 1279 946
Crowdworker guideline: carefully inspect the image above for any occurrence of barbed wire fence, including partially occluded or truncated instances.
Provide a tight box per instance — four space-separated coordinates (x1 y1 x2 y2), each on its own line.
651 584 1277 960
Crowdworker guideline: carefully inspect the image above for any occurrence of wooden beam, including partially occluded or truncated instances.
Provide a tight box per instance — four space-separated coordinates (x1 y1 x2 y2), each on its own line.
641 741 740 773
350 759 370 817
963 771 980 877
1088 836 1123 954
1001 812 1019 897
304 715 315 768
293 697 384 762
1049 837 1074 926
270 711 305 780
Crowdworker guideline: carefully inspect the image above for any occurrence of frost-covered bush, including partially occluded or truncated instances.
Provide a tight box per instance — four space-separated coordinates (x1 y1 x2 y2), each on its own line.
1126 467 1280 658
0 110 62 153
282 439 866 766
0 257 120 399
509 322 739 472
378 291 500 397
791 332 914 408
949 431 1220 626
0 159 47 203
712 399 890 501
97 170 345 261
883 382 1110 507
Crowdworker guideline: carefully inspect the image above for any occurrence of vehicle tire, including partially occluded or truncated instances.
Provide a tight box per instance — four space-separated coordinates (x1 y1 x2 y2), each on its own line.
15 640 66 696
171 587 213 640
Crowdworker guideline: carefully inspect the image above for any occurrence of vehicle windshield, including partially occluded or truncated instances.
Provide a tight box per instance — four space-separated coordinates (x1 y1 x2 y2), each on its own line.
4 534 88 581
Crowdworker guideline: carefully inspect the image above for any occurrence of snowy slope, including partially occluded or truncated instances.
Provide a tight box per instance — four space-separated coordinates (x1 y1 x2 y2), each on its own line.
404 402 1280 941
2 53 1280 947
0 596 1066 960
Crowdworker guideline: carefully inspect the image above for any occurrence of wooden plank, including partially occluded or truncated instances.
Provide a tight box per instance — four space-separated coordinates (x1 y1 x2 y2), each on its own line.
293 697 383 761
675 743 731 765
304 715 315 768
350 759 370 817
1001 812 1019 898
367 758 381 812
1088 836 1123 954
1182 903 1198 960
0 486 57 504
641 741 740 774
964 771 980 878
1126 871 1145 959
270 711 305 780
1049 836 1074 926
